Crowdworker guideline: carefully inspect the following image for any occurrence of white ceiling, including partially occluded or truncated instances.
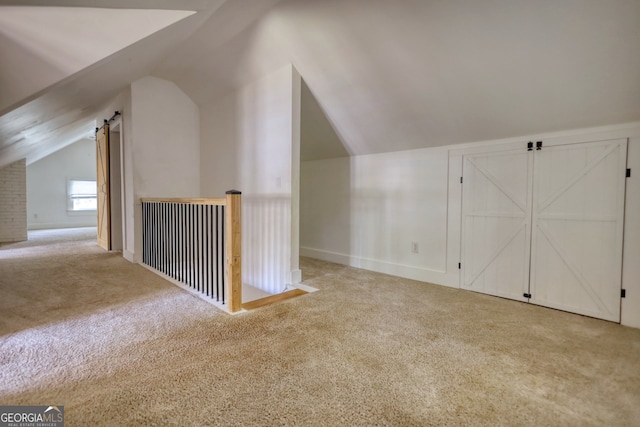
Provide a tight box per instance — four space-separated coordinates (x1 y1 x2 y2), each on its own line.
0 0 228 167
1 0 640 167
0 6 195 113
157 0 640 156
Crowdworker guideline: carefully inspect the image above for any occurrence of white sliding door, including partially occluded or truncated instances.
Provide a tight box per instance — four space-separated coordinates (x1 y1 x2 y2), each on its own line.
461 147 533 302
529 139 627 322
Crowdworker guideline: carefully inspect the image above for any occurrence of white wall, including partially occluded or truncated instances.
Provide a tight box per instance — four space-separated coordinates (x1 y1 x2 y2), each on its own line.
0 159 27 242
623 129 640 328
109 129 123 251
130 76 201 261
26 138 96 230
200 64 301 293
301 147 458 287
96 76 200 262
131 76 200 199
301 122 640 328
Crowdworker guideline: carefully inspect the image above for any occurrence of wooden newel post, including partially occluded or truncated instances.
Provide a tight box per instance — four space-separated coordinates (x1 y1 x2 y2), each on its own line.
225 190 242 312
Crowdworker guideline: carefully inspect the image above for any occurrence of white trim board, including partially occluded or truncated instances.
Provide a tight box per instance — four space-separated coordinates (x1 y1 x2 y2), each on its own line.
447 121 640 153
300 246 459 288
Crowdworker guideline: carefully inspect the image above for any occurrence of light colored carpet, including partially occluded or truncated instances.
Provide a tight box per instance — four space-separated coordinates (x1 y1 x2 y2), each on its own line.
1 228 639 426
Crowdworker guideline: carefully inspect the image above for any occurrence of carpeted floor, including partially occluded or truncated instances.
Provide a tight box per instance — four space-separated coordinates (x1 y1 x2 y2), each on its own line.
1 228 639 426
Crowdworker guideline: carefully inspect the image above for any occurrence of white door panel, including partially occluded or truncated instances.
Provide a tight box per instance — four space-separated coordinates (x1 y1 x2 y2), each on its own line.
461 148 532 301
460 138 626 322
530 139 627 322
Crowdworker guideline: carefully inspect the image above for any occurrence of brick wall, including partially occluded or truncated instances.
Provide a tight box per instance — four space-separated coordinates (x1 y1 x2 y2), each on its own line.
0 159 28 243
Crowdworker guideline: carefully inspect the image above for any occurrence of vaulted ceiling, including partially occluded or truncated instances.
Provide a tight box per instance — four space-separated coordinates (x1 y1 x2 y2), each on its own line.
0 0 230 168
1 0 639 167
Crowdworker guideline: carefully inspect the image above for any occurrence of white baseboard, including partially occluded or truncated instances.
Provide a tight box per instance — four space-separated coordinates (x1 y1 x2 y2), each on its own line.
123 250 135 263
300 246 459 288
300 247 349 265
289 269 302 285
28 222 95 230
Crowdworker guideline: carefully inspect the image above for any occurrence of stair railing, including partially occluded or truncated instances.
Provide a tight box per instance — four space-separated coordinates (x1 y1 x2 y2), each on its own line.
140 190 242 312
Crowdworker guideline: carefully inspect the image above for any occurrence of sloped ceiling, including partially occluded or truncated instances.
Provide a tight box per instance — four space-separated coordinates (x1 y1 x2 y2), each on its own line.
156 0 640 157
0 0 228 168
0 6 197 114
300 80 349 161
1 0 640 167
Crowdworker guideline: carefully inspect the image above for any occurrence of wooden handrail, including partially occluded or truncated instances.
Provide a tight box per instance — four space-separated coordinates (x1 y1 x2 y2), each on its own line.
140 197 227 205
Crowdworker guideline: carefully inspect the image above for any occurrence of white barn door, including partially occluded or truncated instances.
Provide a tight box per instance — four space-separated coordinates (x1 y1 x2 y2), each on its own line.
461 138 627 322
529 139 627 322
461 147 533 302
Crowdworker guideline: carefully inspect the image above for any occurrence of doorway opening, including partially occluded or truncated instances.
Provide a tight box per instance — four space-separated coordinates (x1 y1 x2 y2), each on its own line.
109 120 124 252
96 115 125 252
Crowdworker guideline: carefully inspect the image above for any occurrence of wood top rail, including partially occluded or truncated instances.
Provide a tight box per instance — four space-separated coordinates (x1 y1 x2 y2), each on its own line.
140 197 227 205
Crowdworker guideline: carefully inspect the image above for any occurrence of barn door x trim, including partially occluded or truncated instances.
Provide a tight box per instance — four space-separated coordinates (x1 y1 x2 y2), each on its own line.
460 137 628 322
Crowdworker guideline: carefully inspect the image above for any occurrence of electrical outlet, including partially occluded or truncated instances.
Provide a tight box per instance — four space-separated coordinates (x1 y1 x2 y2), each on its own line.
411 242 419 254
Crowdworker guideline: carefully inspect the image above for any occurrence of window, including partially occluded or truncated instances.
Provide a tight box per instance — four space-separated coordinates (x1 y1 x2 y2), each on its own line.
68 180 97 211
